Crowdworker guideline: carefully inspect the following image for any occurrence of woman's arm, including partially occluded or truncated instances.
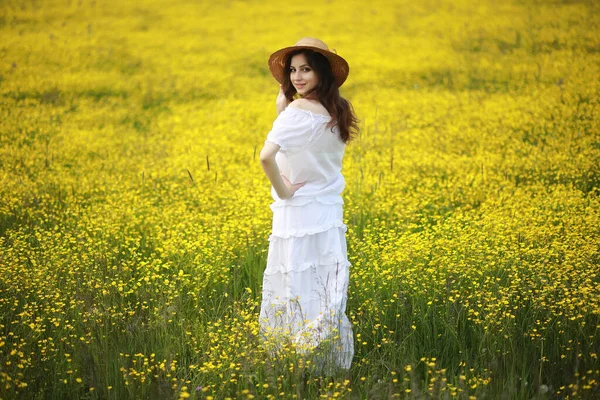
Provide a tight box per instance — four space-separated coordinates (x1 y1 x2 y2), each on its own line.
259 142 305 200
276 84 290 114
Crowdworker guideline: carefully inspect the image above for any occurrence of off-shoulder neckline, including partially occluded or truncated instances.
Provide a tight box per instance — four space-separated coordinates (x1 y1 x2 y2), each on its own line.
284 106 332 121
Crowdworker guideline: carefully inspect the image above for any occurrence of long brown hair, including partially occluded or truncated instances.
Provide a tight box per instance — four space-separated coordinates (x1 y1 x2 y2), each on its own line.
282 49 359 144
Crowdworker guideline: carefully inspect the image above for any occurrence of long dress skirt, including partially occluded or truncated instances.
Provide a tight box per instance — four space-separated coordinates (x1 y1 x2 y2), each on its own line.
259 198 354 370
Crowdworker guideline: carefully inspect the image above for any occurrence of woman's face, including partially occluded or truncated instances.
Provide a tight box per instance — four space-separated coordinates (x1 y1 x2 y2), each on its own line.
290 53 318 96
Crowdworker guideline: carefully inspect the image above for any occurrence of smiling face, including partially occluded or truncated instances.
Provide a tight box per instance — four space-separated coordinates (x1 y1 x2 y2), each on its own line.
289 53 319 97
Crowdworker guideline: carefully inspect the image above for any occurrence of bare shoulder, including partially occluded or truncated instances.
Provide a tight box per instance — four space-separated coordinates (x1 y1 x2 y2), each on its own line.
288 98 312 110
288 98 330 116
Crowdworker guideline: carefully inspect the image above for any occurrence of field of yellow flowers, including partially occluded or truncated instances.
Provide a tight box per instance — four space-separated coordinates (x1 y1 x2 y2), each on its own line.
1 0 599 398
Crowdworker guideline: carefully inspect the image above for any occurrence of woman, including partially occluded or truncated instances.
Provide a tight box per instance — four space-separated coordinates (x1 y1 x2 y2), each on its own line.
258 37 359 371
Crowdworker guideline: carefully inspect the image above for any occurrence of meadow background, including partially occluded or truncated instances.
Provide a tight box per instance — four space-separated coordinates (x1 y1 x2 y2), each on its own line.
1 0 599 398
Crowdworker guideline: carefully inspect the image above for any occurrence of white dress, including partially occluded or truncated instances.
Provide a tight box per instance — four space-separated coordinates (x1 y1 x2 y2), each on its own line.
259 106 354 370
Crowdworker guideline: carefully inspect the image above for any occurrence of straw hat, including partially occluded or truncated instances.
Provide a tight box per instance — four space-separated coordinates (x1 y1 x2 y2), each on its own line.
268 37 350 88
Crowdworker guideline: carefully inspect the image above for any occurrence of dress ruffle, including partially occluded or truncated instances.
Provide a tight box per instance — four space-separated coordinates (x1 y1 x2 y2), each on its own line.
265 226 350 275
270 198 345 240
269 222 347 241
260 198 353 370
269 194 344 209
260 257 353 369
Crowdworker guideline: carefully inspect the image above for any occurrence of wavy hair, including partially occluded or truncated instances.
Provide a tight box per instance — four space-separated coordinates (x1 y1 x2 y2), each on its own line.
281 49 359 144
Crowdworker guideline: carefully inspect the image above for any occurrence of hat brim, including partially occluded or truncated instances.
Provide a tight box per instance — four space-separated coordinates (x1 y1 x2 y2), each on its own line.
268 45 349 88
